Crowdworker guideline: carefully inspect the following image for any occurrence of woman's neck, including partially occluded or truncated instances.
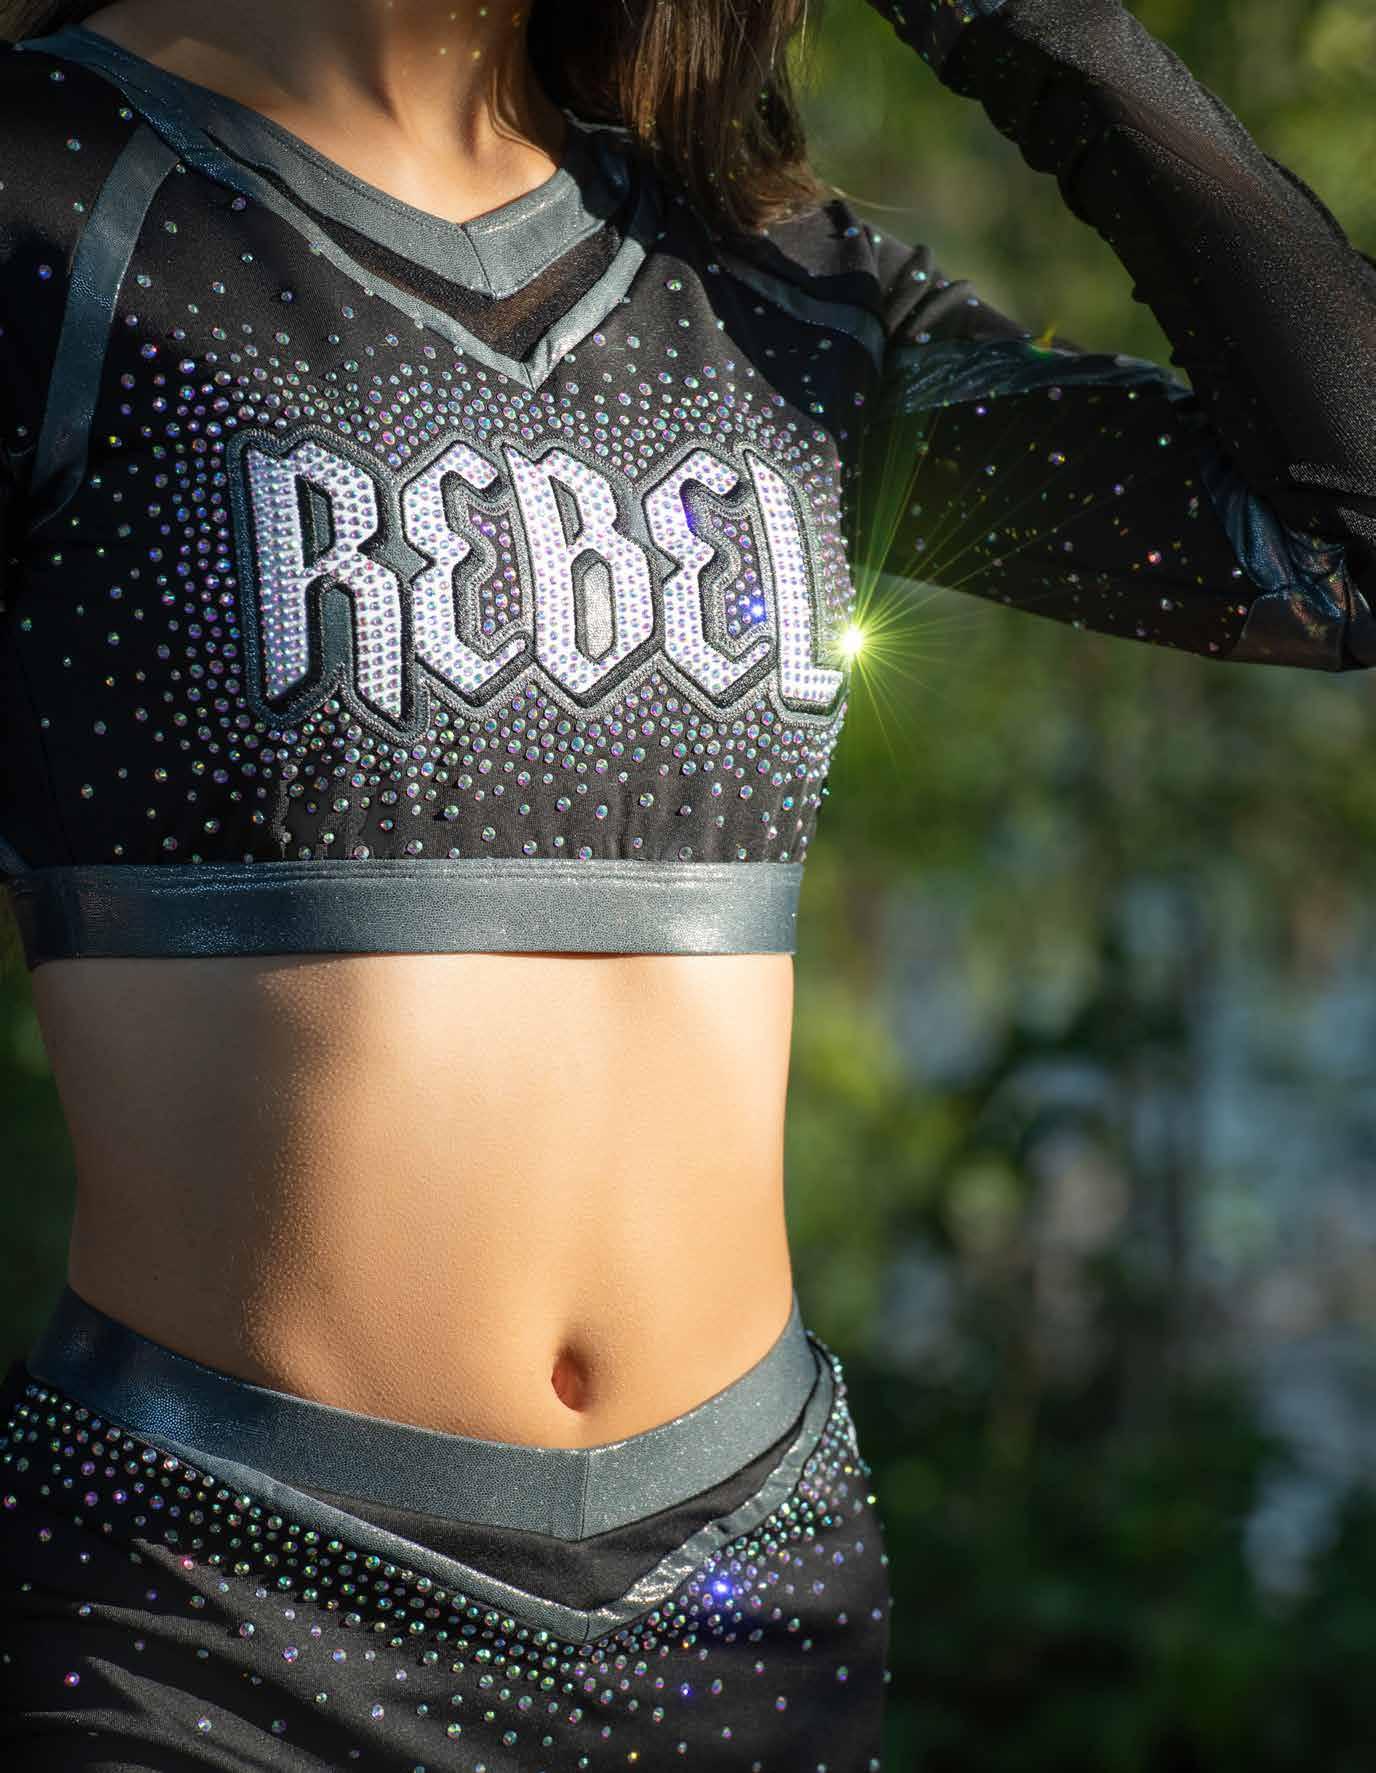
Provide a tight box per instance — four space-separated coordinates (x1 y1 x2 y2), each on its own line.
74 0 567 178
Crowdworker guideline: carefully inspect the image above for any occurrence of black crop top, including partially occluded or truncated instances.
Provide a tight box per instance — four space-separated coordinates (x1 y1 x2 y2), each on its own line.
1 0 1373 969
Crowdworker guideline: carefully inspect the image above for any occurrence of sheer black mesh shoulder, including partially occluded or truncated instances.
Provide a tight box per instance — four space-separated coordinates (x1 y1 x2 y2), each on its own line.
853 0 1376 672
850 227 1302 664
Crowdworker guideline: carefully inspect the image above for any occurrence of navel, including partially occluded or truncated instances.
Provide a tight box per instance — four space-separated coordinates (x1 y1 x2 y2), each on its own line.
550 1344 591 1412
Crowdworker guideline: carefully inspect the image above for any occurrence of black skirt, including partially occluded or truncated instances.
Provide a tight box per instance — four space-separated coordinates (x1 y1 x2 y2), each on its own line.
0 1285 892 1770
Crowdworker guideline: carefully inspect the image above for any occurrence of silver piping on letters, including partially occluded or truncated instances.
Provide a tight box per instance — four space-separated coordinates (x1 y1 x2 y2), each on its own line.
226 424 850 741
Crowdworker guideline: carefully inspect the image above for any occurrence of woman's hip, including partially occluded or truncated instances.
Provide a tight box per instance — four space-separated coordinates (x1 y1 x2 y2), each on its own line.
0 1284 893 1769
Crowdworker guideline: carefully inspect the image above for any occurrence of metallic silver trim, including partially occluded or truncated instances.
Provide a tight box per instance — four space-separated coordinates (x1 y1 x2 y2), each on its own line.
875 335 1194 414
22 1339 837 1644
25 1286 837 1642
42 24 618 299
16 27 660 395
28 1285 816 1537
26 122 180 532
6 857 804 966
716 248 887 372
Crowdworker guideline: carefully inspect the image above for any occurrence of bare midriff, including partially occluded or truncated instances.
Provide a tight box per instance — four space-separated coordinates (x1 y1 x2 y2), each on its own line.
31 951 797 1448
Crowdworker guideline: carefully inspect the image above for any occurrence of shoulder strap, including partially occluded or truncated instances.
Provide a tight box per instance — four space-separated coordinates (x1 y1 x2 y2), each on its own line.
24 118 180 532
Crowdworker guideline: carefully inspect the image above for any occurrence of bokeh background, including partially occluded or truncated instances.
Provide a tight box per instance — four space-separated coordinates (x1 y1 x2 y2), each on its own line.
4 2 1376 1766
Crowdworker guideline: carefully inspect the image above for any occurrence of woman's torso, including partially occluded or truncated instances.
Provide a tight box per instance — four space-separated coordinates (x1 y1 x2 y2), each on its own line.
5 0 872 1446
20 6 801 1450
35 950 797 1447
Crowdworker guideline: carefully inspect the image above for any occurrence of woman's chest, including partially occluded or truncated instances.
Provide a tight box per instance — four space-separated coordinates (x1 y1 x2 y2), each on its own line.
8 163 876 870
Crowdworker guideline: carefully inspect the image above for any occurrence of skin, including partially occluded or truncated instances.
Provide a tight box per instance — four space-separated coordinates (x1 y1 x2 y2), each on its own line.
38 0 799 1449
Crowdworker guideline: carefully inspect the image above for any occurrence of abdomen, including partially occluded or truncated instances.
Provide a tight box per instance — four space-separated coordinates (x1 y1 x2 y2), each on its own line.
34 949 798 1446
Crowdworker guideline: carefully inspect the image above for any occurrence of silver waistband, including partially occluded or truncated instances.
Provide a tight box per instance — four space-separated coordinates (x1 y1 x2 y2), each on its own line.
4 857 804 967
27 1284 820 1540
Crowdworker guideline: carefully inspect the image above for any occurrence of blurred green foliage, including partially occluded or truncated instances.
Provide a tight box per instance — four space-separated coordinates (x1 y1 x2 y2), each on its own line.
2 2 1376 1765
781 1 1376 1763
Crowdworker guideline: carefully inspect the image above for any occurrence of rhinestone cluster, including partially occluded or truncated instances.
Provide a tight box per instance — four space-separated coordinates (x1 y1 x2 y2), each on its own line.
1 1342 890 1769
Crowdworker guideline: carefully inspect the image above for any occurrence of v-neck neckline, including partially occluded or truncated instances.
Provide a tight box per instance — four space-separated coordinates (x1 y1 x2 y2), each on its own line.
18 22 662 391
63 21 620 298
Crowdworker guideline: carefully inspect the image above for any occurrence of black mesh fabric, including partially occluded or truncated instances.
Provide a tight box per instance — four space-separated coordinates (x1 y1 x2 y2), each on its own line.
237 154 624 358
293 1398 805 1611
866 0 1376 575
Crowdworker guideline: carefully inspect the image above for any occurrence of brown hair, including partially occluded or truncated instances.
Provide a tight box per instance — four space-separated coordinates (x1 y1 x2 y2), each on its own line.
0 0 830 237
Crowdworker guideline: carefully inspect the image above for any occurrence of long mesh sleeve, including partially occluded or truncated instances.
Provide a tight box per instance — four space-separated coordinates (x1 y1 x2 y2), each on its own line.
853 0 1376 670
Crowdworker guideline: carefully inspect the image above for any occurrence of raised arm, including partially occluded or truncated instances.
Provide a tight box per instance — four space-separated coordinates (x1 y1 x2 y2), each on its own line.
852 0 1376 669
